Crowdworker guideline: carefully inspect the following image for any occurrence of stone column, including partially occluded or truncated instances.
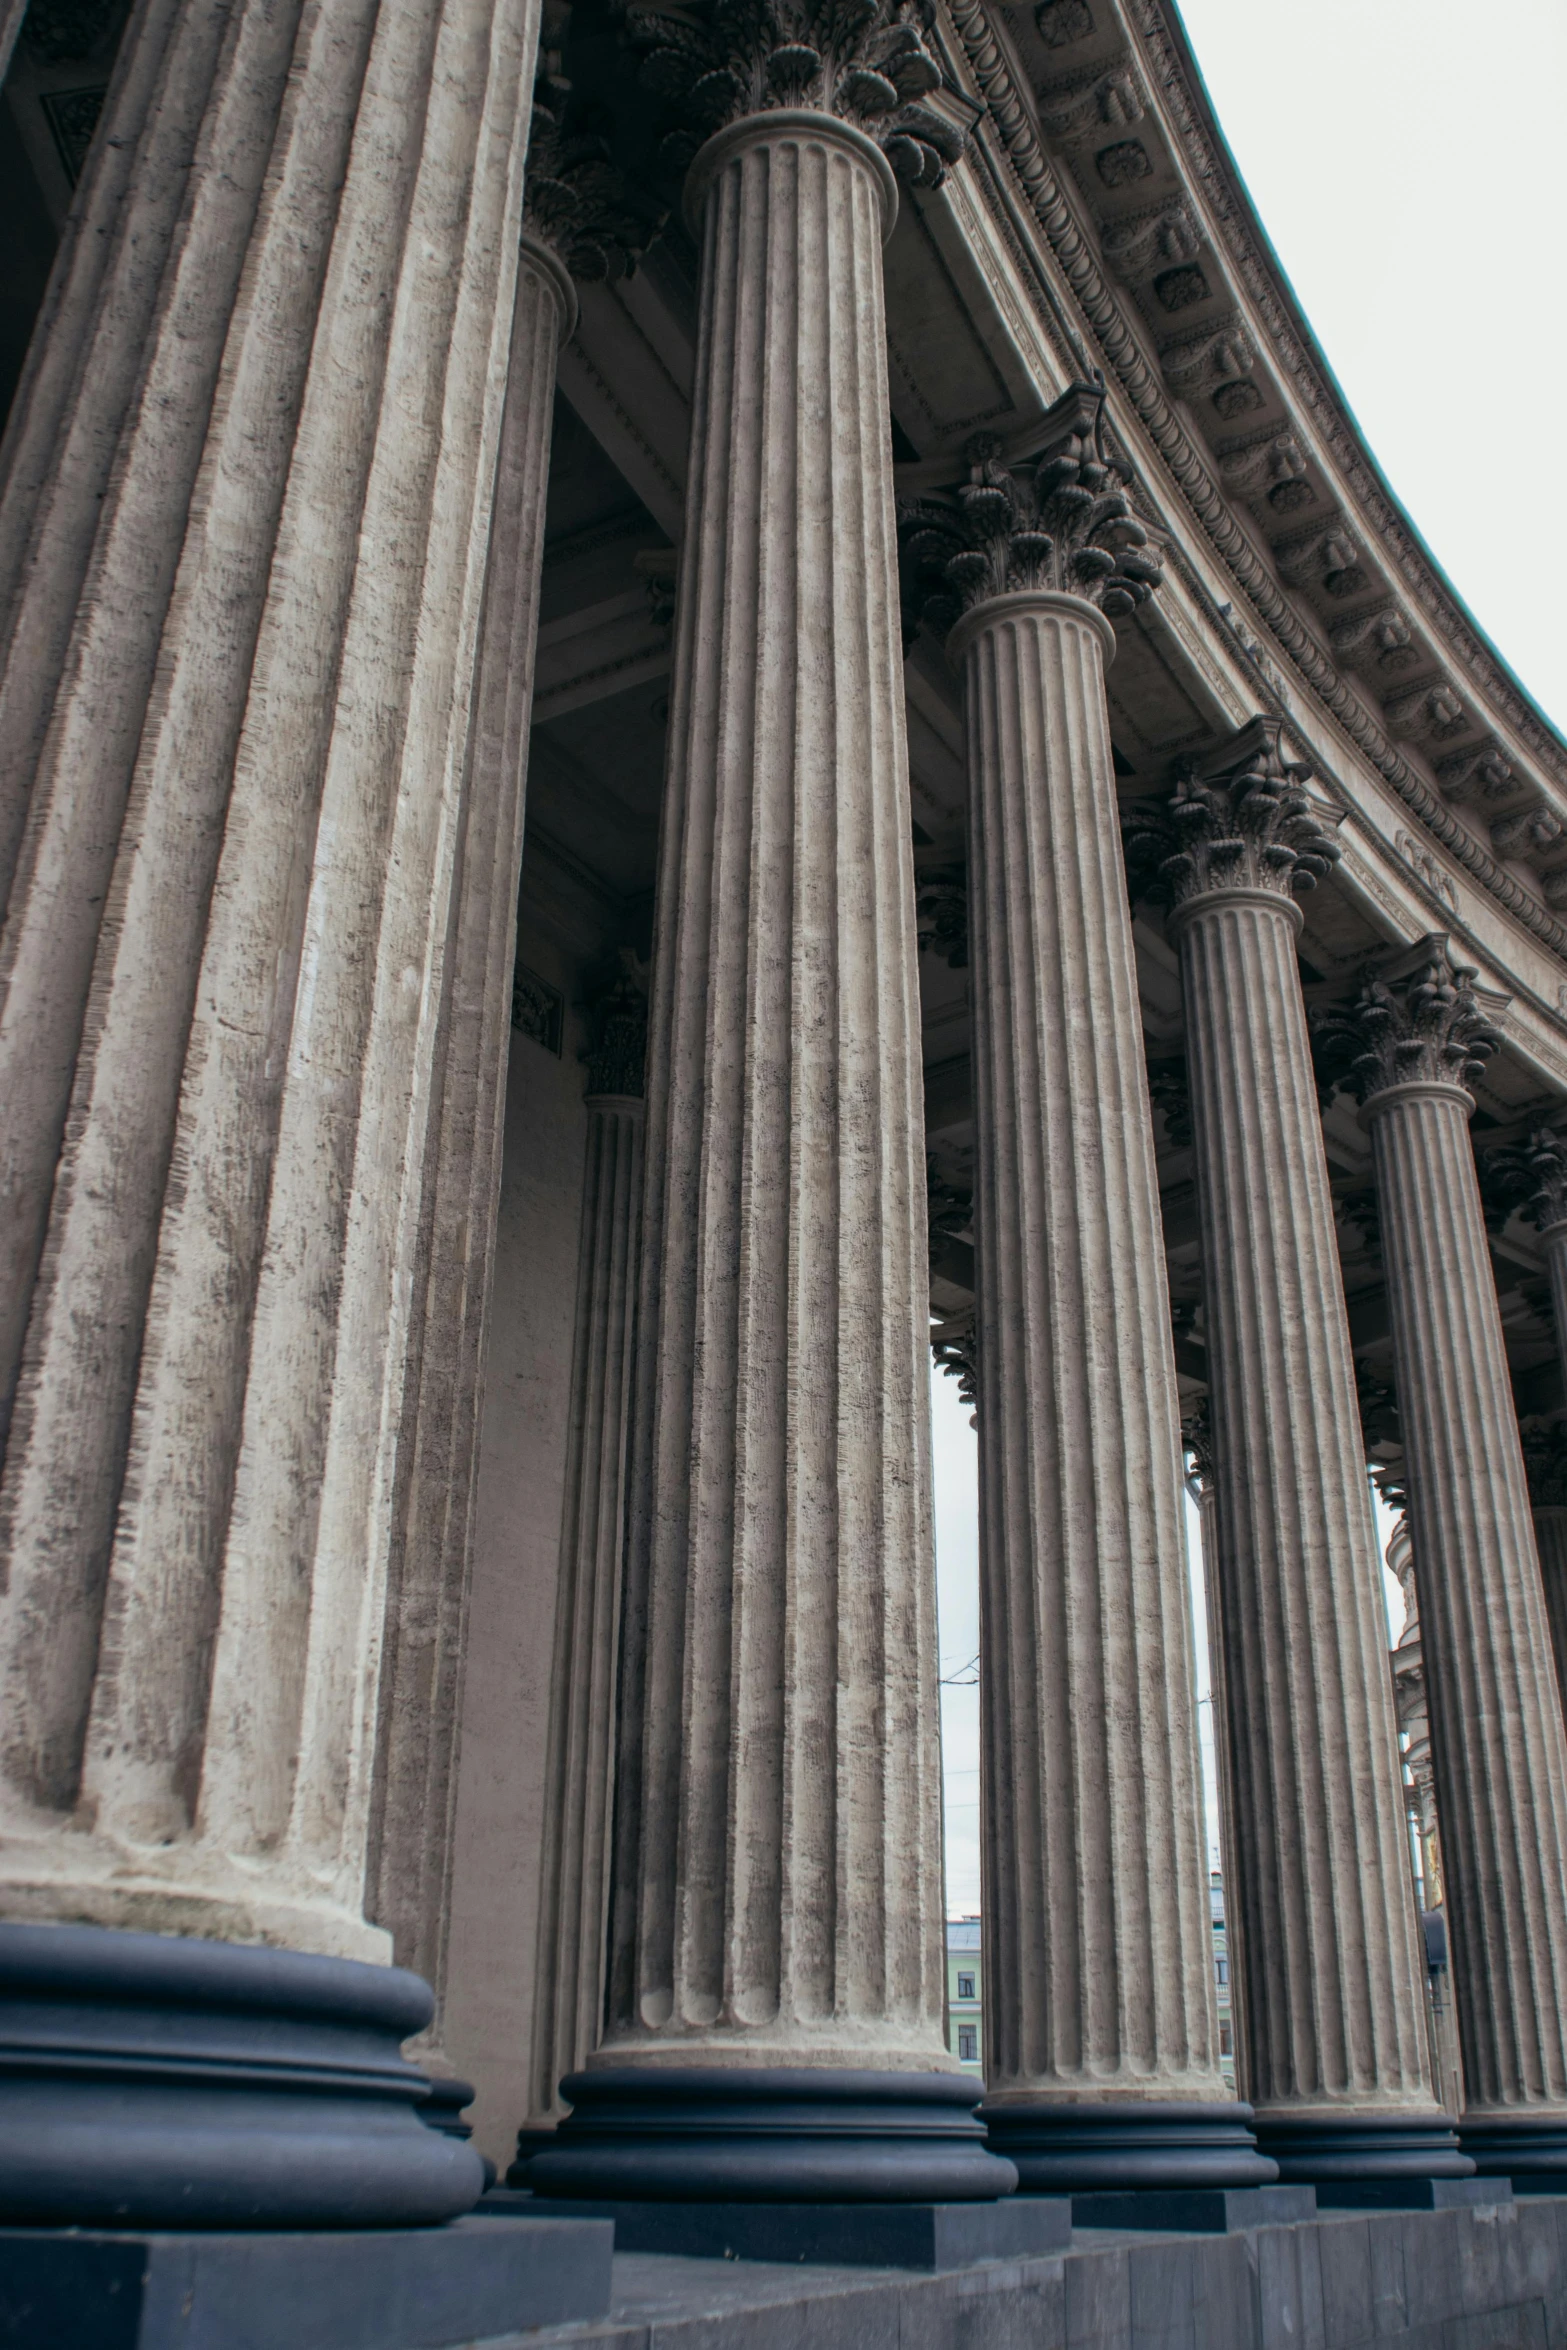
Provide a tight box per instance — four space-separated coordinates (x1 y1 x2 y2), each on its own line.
1137 723 1459 2186
899 391 1266 2190
1519 1429 1567 1715
531 17 1010 2207
1181 1400 1249 2095
515 978 646 2157
1319 937 1567 2180
363 228 577 2056
1479 1129 1567 1717
0 0 548 2228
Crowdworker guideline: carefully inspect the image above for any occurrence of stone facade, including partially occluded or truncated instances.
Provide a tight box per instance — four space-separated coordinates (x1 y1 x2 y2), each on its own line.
3 0 1567 2310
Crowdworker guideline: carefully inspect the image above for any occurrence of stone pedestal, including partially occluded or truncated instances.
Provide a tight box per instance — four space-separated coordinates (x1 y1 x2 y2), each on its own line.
0 0 551 2224
1323 939 1567 2179
1152 726 1458 2184
535 90 1006 2203
900 395 1262 2190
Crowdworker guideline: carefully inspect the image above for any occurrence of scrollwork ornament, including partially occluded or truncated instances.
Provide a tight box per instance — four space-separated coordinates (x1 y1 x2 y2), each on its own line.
897 382 1163 639
616 0 967 187
1311 935 1503 1105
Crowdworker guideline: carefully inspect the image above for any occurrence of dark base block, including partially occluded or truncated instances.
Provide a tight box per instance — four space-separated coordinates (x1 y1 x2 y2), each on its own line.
479 2186 1070 2268
981 2099 1276 2191
1070 2184 1316 2233
1256 2109 1472 2185
0 2214 613 2350
1315 2177 1511 2211
527 2065 1018 2201
1463 2114 1567 2180
0 1921 484 2228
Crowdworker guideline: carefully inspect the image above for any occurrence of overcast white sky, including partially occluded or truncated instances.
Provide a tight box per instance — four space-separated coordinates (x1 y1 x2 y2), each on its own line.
1175 0 1567 732
933 0 1567 1921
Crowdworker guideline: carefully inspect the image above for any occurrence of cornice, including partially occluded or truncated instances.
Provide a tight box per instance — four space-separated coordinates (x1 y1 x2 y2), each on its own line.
939 0 1567 965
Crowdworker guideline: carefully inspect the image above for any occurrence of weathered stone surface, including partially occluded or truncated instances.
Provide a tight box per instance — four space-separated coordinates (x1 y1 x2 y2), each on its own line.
600 109 949 2070
950 554 1224 2106
367 235 576 2026
526 1058 645 2127
0 0 546 1955
1320 939 1567 2130
1154 724 1443 2152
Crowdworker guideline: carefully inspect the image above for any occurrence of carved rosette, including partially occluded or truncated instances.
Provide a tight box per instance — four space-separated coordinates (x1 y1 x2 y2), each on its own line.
1124 718 1341 913
898 384 1164 636
618 0 966 186
1313 935 1503 1105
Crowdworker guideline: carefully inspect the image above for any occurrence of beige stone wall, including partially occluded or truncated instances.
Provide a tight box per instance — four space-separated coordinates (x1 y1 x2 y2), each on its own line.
443 952 589 2169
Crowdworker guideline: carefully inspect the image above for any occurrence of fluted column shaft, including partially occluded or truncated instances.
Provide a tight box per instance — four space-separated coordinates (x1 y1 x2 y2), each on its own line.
959 591 1225 2112
0 0 545 1956
1528 1220 1567 1711
1366 1079 1567 2121
525 1090 644 2128
600 112 947 2071
366 236 575 2015
1173 886 1442 2147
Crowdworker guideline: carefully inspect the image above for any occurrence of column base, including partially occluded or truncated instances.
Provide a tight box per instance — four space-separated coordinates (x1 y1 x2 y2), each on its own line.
1255 2110 1472 2184
1461 2113 1567 2180
1069 2184 1315 2233
481 2186 1068 2267
0 1921 484 2227
525 2067 1018 2202
0 2215 612 2350
981 2099 1275 2190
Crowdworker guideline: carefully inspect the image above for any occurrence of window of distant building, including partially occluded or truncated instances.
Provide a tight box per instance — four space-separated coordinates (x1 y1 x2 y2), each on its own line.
1216 1958 1228 1984
958 2027 978 2063
956 1972 975 2000
1220 2022 1233 2057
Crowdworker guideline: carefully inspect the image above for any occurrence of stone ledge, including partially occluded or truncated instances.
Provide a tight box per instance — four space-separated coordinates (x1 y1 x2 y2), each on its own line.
482 2195 1567 2350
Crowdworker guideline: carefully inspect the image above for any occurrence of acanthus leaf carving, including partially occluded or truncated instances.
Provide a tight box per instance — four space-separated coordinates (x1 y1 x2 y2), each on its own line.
897 381 1164 636
1480 1125 1567 1237
1035 62 1147 140
1100 197 1200 282
1382 677 1468 746
1434 740 1515 805
615 0 968 187
1490 801 1564 860
1271 517 1368 600
526 4 670 280
915 865 968 967
1327 601 1417 674
1311 933 1504 1103
1123 714 1342 909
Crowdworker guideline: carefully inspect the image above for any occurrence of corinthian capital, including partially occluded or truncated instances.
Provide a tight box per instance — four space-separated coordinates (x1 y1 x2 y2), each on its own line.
1123 716 1342 913
526 6 669 280
1312 934 1503 1105
897 383 1163 637
1480 1122 1567 1235
618 0 967 186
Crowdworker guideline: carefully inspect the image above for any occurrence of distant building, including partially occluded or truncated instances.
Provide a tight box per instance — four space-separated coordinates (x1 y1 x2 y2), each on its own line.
1211 1872 1236 2088
947 1919 983 2076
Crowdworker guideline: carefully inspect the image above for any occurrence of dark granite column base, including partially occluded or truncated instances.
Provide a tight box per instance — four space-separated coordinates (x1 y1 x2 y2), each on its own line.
0 1921 483 2228
526 2066 1017 2201
1069 2184 1315 2233
478 2186 1070 2268
1462 2114 1567 2180
1315 2177 1511 2211
1255 2110 1472 2185
981 2099 1275 2190
0 2215 613 2350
